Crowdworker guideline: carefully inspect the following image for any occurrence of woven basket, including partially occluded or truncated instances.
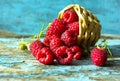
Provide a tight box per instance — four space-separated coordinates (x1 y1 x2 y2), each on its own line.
58 4 101 54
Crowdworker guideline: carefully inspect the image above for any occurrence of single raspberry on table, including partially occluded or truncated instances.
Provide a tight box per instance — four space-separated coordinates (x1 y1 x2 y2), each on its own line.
50 37 64 52
62 9 78 23
46 19 66 37
70 46 82 60
67 21 79 35
55 46 73 65
36 47 54 65
90 47 108 66
29 39 45 57
61 30 78 46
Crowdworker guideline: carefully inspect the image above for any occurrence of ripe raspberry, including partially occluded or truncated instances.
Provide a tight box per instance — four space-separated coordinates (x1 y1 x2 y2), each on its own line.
29 39 45 57
70 46 82 60
46 19 66 37
50 37 64 52
43 36 50 46
43 35 60 46
36 47 54 65
62 9 78 23
61 30 77 46
55 46 73 65
91 47 108 66
68 21 79 35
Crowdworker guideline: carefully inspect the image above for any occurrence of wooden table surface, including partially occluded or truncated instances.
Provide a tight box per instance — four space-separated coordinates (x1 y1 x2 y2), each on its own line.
0 36 120 81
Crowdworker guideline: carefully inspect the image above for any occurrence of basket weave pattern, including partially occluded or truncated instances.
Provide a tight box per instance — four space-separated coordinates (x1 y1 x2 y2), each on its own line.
58 4 101 49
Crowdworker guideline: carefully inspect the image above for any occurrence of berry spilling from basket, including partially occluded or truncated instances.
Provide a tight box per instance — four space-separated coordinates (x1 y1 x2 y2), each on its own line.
25 4 112 66
29 9 83 65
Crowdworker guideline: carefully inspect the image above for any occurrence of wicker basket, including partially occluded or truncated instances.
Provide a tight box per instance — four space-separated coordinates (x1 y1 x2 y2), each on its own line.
58 4 101 54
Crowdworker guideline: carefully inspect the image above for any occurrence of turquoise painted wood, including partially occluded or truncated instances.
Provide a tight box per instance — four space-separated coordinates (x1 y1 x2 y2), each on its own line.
0 38 120 81
0 0 120 35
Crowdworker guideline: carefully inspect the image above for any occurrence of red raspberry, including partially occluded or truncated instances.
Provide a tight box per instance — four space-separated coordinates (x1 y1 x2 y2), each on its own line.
36 47 54 65
62 9 78 23
43 35 60 46
49 34 60 40
91 47 108 66
43 36 50 46
70 46 82 60
55 46 73 65
29 39 45 57
68 21 79 35
61 30 77 46
46 19 66 37
50 37 64 52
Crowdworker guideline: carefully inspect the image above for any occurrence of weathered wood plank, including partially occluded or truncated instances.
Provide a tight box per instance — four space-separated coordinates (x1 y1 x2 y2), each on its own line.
0 38 120 81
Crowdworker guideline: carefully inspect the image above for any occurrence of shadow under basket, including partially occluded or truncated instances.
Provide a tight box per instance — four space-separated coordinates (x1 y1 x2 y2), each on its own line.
58 4 101 56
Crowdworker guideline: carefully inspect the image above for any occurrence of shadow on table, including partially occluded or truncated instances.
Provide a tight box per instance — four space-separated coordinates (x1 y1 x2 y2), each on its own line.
109 45 120 56
105 45 120 67
52 45 120 66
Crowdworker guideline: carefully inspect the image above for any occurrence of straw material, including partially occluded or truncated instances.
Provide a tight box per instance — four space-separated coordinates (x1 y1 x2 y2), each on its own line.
58 4 101 52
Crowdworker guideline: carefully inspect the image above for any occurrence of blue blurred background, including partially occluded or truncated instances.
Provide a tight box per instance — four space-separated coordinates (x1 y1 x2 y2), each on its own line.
0 0 120 35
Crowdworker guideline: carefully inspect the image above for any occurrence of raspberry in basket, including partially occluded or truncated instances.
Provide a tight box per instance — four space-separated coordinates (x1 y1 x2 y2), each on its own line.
46 19 66 37
61 30 78 46
62 9 78 23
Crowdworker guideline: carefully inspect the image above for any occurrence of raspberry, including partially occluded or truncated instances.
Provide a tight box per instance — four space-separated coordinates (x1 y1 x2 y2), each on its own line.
29 39 45 57
43 36 50 46
70 46 82 60
46 19 66 37
51 19 66 26
36 47 54 65
43 35 60 46
68 21 79 35
61 30 77 46
50 34 60 39
62 9 78 23
55 46 73 65
50 37 64 52
91 47 108 66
